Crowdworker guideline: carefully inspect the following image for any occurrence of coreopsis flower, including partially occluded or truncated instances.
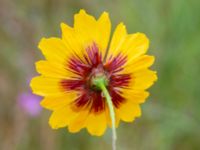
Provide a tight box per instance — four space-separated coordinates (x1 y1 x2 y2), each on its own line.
30 9 157 137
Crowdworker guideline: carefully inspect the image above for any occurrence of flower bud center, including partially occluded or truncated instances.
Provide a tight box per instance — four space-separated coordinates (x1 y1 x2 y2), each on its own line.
89 65 108 90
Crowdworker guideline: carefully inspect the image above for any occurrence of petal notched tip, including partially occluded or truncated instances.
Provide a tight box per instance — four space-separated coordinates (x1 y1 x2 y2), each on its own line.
75 9 94 20
137 32 150 49
29 77 37 91
86 127 107 137
49 118 59 129
117 22 127 33
60 22 72 30
29 76 43 96
98 11 111 25
38 38 46 50
118 22 126 28
98 11 109 20
79 9 86 14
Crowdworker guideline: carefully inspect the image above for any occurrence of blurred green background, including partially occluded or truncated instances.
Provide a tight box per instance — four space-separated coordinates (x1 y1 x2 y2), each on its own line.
1 0 200 150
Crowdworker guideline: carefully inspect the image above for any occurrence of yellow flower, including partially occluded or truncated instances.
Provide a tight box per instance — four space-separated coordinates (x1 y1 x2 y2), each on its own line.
30 9 157 136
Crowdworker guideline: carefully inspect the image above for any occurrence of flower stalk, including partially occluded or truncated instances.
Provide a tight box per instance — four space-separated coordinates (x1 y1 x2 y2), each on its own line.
92 76 117 150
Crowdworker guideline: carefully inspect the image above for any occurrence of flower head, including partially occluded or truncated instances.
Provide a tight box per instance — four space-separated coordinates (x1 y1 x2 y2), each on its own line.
30 9 157 136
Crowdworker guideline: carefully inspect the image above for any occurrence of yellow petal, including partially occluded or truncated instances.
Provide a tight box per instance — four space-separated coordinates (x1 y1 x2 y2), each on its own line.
129 69 157 90
30 76 63 96
121 90 149 104
74 9 111 58
121 33 149 65
38 38 71 64
40 93 78 110
96 12 111 56
107 23 149 67
49 106 77 129
60 23 86 61
36 60 76 79
68 109 89 133
118 100 141 122
122 55 155 74
85 112 107 136
107 22 127 60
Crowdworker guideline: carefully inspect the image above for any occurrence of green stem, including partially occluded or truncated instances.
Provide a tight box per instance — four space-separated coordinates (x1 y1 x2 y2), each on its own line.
99 83 117 150
93 77 117 150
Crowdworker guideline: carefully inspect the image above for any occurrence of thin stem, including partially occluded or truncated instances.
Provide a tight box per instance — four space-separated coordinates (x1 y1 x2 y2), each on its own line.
99 83 117 150
92 77 117 150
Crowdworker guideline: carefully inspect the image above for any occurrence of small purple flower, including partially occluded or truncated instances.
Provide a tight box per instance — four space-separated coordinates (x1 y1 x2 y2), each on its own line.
18 92 42 117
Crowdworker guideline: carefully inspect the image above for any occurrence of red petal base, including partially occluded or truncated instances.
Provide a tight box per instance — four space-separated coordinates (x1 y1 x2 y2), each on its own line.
60 43 131 113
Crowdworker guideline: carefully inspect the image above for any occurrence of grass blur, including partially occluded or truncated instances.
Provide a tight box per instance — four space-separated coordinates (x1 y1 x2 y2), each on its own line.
0 0 200 150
